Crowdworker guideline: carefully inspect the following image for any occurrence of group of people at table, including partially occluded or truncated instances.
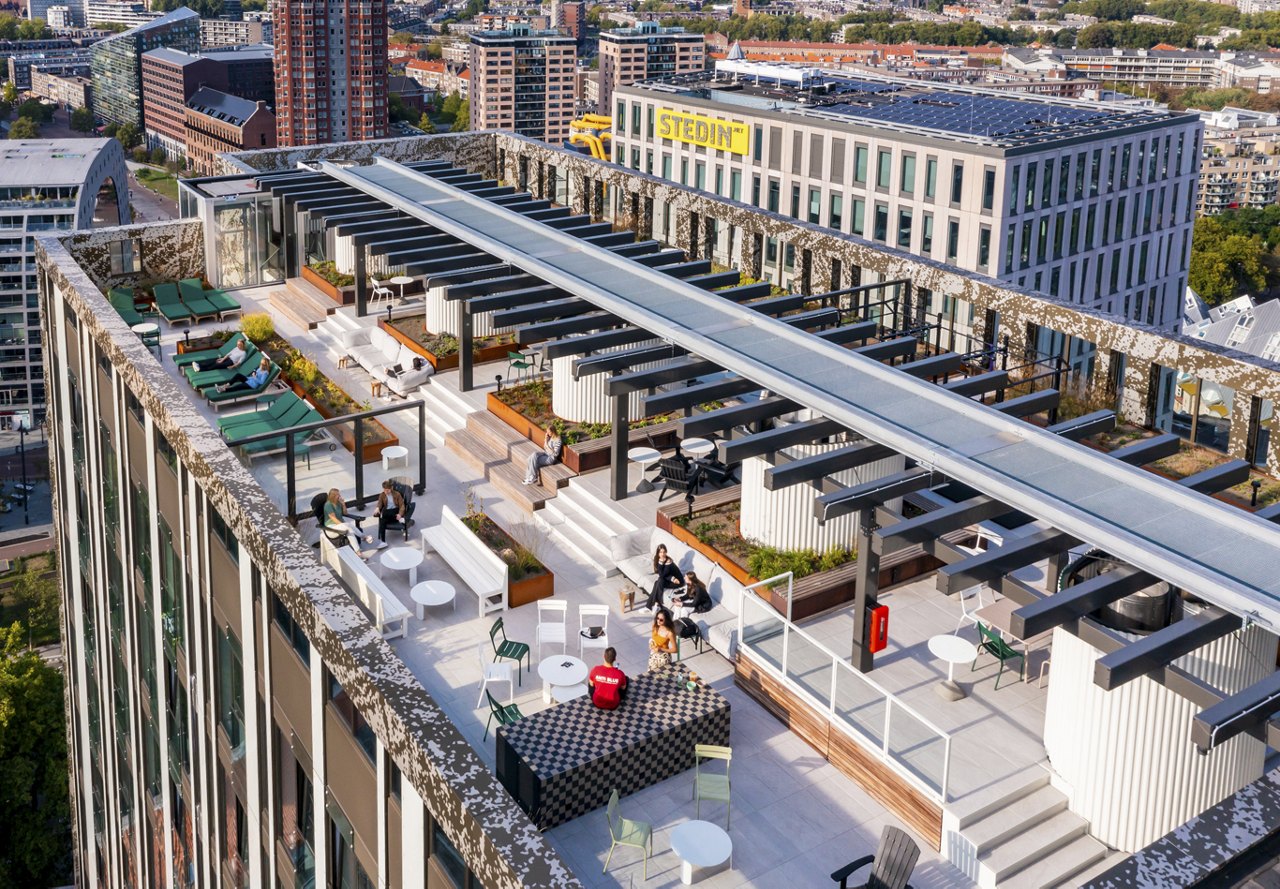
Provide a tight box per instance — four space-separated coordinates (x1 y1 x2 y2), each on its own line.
321 482 409 558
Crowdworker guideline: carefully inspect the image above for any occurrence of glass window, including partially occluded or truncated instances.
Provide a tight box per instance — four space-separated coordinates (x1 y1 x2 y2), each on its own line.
951 163 964 204
217 628 244 756
897 209 913 249
854 146 868 185
790 183 800 218
272 591 310 667
852 199 865 236
876 150 892 189
753 125 762 162
900 154 916 195
922 213 934 253
730 170 741 201
982 167 995 212
979 226 991 268
328 673 375 762
1042 159 1054 208
873 203 888 242
209 508 238 563
809 188 821 224
947 219 959 262
1025 163 1037 212
767 180 779 213
829 193 843 230
924 158 937 199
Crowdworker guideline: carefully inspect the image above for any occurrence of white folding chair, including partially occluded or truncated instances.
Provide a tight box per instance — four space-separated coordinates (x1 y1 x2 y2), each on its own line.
369 276 394 312
476 642 513 707
534 599 568 658
579 603 610 659
954 584 986 633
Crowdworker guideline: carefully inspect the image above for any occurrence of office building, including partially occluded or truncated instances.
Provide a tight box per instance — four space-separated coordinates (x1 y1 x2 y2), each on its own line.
89 7 200 129
0 139 126 422
272 0 389 147
184 87 274 175
470 25 577 142
597 23 704 115
47 5 74 29
613 61 1201 333
30 67 93 109
203 42 275 105
199 16 266 50
27 0 62 23
140 47 229 160
6 48 90 90
84 0 161 29
37 131 1280 889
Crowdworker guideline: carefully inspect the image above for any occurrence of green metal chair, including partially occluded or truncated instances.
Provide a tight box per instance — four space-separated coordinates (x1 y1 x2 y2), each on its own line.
692 744 732 827
603 789 652 879
483 689 523 741
973 622 1024 689
489 617 531 685
506 350 533 382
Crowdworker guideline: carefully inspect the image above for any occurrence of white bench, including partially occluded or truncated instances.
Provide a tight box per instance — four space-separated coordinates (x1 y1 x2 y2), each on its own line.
421 505 507 617
320 535 411 639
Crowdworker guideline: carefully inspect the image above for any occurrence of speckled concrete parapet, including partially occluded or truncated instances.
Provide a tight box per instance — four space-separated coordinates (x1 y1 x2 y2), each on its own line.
64 218 206 292
1085 768 1280 888
219 132 496 177
35 229 582 889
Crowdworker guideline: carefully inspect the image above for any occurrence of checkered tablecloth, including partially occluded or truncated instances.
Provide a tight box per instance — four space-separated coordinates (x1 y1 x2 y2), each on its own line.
496 669 731 829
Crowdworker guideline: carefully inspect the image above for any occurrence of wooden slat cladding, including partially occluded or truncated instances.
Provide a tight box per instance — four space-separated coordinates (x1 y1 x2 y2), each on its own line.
736 651 943 851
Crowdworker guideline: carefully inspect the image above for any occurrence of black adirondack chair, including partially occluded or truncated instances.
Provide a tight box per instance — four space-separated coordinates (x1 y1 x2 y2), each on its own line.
830 826 920 889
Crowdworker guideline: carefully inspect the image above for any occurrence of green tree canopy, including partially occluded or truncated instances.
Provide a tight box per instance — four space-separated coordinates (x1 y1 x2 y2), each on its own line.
1189 216 1269 305
16 99 52 123
452 99 471 132
418 112 436 133
1 82 17 106
151 0 223 15
9 557 58 648
7 117 40 139
441 92 461 117
114 121 140 149
69 106 95 133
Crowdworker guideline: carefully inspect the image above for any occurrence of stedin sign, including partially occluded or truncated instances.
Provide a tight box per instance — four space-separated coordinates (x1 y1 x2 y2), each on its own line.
655 109 749 155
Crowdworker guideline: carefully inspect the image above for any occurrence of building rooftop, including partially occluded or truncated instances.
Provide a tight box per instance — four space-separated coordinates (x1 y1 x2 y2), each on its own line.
96 5 197 41
631 62 1193 147
186 86 260 125
0 139 114 187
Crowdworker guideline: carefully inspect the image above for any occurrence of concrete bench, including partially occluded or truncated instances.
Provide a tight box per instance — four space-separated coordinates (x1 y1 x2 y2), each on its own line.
320 535 411 639
421 504 507 617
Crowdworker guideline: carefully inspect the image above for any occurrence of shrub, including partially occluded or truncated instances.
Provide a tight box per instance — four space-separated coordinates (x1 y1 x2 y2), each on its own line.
818 544 855 573
291 357 319 388
240 312 274 344
746 545 819 582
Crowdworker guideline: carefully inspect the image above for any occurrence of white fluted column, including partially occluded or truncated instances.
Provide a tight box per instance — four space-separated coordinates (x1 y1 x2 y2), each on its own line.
1044 618 1272 852
425 286 498 337
549 343 663 424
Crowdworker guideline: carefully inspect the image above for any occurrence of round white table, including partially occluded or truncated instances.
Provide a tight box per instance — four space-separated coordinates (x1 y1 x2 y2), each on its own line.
132 322 160 351
380 546 424 587
381 444 409 472
537 654 587 704
389 274 414 302
928 633 978 701
681 437 715 458
410 580 455 620
627 445 661 493
670 820 732 885
550 682 588 704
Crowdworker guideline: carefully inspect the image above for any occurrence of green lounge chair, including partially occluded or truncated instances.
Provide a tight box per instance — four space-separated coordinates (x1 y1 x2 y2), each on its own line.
223 399 313 442
205 364 280 407
152 283 192 324
203 288 241 319
239 410 321 465
176 280 219 320
173 336 246 369
185 343 261 389
108 290 147 327
217 392 304 434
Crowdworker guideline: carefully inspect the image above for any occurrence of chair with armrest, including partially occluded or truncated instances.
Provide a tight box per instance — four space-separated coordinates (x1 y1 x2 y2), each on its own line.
656 456 692 502
830 825 919 889
380 479 416 541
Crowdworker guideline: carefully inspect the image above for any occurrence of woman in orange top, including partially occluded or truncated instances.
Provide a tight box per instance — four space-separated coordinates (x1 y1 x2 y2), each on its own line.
648 607 678 672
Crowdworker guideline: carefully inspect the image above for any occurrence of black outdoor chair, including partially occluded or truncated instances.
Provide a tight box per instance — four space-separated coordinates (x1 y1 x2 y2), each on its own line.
311 492 364 550
381 479 417 541
830 825 920 889
698 456 740 488
656 457 693 501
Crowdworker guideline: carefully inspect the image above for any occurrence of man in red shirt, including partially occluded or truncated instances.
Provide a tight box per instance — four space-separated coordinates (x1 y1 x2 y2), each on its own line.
587 647 628 710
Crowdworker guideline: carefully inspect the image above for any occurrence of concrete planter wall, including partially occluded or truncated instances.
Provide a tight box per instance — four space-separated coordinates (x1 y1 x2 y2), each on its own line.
1044 622 1272 852
301 265 355 306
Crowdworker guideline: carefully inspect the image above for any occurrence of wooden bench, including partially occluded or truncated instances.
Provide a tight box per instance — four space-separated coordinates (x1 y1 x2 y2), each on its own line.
319 536 411 639
421 504 508 617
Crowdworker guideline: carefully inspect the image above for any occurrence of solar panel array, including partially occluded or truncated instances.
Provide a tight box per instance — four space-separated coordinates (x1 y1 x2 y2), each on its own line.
825 93 1115 141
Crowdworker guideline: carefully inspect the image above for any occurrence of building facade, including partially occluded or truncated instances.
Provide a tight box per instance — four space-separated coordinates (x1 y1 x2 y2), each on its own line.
89 7 201 129
0 139 126 422
184 87 275 175
30 68 93 109
84 0 161 29
199 17 266 50
6 48 90 90
614 63 1201 333
597 24 704 115
470 25 577 143
1199 137 1280 215
205 43 275 106
140 47 229 161
47 6 74 29
272 0 389 147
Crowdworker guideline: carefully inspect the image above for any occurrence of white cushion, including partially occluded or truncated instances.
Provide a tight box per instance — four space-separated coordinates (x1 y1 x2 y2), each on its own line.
395 343 419 368
340 328 370 349
611 528 649 563
618 554 652 589
369 327 401 362
385 365 433 394
705 618 738 659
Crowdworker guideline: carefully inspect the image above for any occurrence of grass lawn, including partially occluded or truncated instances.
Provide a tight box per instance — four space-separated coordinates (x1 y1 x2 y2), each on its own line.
135 166 178 202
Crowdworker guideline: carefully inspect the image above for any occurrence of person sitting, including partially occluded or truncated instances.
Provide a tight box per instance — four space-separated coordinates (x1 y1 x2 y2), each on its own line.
322 488 373 558
672 570 712 616
371 478 406 549
587 646 628 710
523 421 564 486
645 546 684 611
194 336 247 373
217 357 272 394
648 608 678 672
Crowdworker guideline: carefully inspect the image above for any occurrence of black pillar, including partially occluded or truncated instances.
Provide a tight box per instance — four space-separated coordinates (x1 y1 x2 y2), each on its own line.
354 247 368 317
458 299 474 392
609 390 629 501
851 506 881 673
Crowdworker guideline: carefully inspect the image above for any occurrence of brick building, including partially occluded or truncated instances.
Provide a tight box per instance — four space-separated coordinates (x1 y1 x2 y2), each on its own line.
140 46 228 160
184 86 275 175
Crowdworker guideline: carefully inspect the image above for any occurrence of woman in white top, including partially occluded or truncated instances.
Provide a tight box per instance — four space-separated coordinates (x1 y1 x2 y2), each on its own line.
194 336 247 372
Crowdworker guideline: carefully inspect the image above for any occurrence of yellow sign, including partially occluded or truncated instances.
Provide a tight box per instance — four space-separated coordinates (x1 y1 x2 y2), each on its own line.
655 109 749 155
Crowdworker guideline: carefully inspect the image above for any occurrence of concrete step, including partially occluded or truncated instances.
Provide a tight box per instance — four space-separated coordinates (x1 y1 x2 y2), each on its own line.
419 379 476 445
463 411 575 487
443 426 567 512
536 501 612 576
953 765 1052 830
271 279 334 331
967 785 1068 853
535 481 639 578
1000 835 1107 889
1058 851 1129 888
980 810 1088 886
558 481 639 536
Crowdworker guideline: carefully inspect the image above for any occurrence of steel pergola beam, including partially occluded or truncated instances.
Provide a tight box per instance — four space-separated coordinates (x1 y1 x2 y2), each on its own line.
900 352 964 380
404 252 493 276
1192 672 1280 752
605 358 720 396
944 370 1009 397
609 240 663 258
641 377 763 416
814 320 878 346
447 273 542 299
764 442 895 492
992 389 1060 418
1095 609 1242 691
677 397 800 438
935 527 1079 594
542 328 653 360
854 337 918 363
713 282 774 303
1010 567 1158 639
685 271 741 290
467 285 566 314
632 248 687 268
1046 410 1116 442
492 297 594 328
720 418 846 464
573 343 685 379
517 313 620 344
815 467 935 524
874 496 1010 555
1109 433 1181 466
1177 459 1252 495
584 231 636 248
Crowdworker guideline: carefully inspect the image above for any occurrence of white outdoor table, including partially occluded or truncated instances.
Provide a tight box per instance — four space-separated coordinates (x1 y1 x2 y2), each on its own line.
410 580 455 620
381 444 409 472
680 437 715 458
550 683 588 704
627 445 661 493
389 275 414 302
670 819 732 884
537 654 587 705
928 633 978 701
380 546 423 587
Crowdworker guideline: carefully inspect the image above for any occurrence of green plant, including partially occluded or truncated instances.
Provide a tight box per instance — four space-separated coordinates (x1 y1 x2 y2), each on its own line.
423 331 459 356
307 260 355 288
692 522 717 545
240 312 274 344
746 545 820 582
292 356 320 388
819 544 855 573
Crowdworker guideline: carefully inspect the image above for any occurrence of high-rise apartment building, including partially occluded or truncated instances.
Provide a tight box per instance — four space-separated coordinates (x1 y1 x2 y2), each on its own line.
272 0 389 147
89 7 200 129
548 0 582 40
470 25 577 143
84 0 161 29
0 139 126 422
199 17 266 49
597 23 704 115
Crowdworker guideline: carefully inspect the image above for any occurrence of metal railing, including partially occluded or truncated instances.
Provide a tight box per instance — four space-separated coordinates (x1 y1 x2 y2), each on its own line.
737 579 954 802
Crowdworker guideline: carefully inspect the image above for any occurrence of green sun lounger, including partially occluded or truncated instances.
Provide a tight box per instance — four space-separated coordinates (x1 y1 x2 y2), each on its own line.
177 280 218 320
205 364 280 407
108 290 147 326
221 397 312 440
153 283 192 324
217 392 303 434
204 289 241 319
185 344 261 389
173 336 244 369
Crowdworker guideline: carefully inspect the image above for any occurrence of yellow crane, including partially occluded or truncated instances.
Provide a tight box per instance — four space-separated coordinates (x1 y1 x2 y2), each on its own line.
567 114 613 161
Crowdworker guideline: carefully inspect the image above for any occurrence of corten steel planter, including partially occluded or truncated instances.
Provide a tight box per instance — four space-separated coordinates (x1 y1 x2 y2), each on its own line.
378 319 511 371
302 265 355 306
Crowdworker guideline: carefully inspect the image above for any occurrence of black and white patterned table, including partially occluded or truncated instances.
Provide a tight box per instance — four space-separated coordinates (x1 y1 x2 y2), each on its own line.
496 669 731 830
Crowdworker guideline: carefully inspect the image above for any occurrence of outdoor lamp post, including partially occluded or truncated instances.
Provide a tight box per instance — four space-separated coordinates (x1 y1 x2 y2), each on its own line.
1252 479 1262 507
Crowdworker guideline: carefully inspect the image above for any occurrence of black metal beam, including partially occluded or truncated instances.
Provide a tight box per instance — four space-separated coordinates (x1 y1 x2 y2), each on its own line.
418 263 512 289
381 240 468 265
562 222 615 239
1257 502 1280 523
499 197 552 212
1178 459 1252 494
632 249 687 268
573 343 686 379
1010 567 1158 639
815 468 935 523
1109 433 1181 466
854 337 918 363
542 328 651 360
329 211 402 235
1192 672 1280 752
655 259 713 278
1095 609 1242 691
684 271 741 290
874 496 1009 555
524 206 573 222
542 214 593 230
610 240 663 258
944 370 1009 397
713 283 774 303
605 358 722 396
742 294 807 315
764 442 895 492
492 297 593 328
720 418 846 464
404 252 492 276
350 223 434 247
814 320 878 347
1046 410 1117 442
447 274 542 299
517 313 620 345
584 231 636 248
935 527 1078 594
467 285 565 314
364 232 455 256
992 389 1060 418
900 352 964 379
641 377 762 416
677 397 799 438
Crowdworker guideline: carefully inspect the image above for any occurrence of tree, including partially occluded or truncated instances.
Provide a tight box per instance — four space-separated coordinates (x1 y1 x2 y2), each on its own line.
149 147 166 165
7 117 40 139
1 82 16 106
69 106 95 134
9 558 58 648
0 100 10 122
388 92 415 123
16 99 52 123
441 92 461 117
390 30 415 44
418 112 436 133
452 98 470 132
115 122 140 149
0 622 72 887
1189 217 1268 305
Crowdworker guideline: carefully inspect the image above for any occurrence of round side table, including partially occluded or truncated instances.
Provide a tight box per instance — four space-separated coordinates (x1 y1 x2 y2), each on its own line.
928 633 978 701
670 820 732 885
627 446 661 493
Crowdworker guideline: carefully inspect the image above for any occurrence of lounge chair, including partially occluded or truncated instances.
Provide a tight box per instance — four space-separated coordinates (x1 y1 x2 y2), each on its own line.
222 398 314 442
203 288 241 319
184 343 261 389
176 279 219 321
173 336 245 369
152 283 193 324
107 290 150 327
204 363 280 408
218 392 307 436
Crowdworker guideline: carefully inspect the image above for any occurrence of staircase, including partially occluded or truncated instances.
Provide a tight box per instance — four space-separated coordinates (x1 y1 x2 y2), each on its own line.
313 306 363 358
444 410 573 512
536 478 638 578
419 377 478 446
270 277 336 331
949 769 1114 889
